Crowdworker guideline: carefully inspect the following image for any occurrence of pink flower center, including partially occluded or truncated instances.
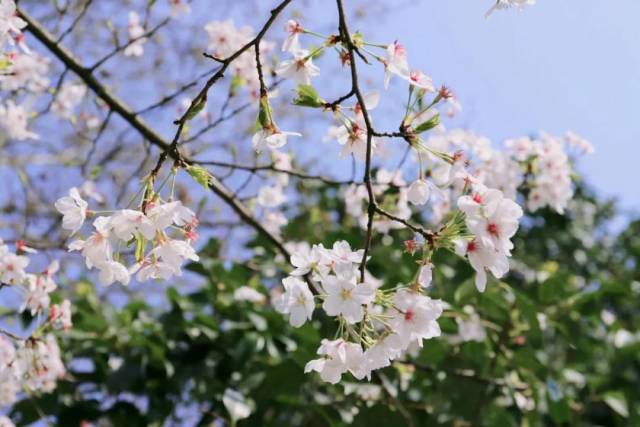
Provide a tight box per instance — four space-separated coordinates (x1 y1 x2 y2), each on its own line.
404 309 415 322
295 58 307 70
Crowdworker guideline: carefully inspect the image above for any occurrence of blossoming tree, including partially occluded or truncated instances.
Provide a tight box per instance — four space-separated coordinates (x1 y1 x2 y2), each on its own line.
1 0 637 426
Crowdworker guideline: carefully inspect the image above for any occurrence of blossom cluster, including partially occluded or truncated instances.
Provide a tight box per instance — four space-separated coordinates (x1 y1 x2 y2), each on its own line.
55 181 200 286
204 20 275 98
272 240 443 384
0 0 89 140
0 240 69 407
256 16 592 385
0 0 47 140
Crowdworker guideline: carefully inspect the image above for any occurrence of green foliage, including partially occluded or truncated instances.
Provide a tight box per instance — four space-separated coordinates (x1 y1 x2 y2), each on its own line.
9 184 640 426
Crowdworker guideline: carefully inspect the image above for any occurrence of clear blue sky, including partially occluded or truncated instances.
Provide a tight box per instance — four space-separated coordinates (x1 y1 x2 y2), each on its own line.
369 0 640 210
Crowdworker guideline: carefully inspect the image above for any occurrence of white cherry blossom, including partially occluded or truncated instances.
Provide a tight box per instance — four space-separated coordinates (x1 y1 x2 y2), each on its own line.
304 339 367 384
383 40 409 88
322 267 375 324
274 276 315 327
282 19 303 53
233 286 266 303
54 187 88 235
97 260 131 286
110 209 156 241
252 128 301 152
275 49 320 85
124 11 147 57
389 289 443 348
0 100 39 140
407 179 431 206
257 185 286 208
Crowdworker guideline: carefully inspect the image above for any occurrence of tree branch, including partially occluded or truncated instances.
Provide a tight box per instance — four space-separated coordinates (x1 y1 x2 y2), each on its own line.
18 6 293 262
336 0 378 282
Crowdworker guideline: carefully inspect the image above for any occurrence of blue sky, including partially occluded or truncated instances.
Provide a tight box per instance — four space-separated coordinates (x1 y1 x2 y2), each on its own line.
370 0 640 210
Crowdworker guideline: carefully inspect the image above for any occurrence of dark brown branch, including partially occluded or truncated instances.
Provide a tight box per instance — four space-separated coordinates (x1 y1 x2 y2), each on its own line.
336 0 376 283
191 159 355 186
148 0 293 181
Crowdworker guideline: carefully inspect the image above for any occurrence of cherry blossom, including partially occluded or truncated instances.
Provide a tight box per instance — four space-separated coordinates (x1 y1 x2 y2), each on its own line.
222 388 252 423
109 209 156 241
327 241 364 266
0 252 29 284
290 243 327 276
124 11 146 57
68 216 112 269
54 187 88 235
257 185 287 208
0 52 50 92
389 289 443 348
275 49 320 85
79 181 105 203
252 128 301 152
49 300 73 330
233 286 266 303
134 259 178 281
364 333 403 371
321 268 375 324
383 40 409 88
282 19 303 53
417 263 433 288
331 120 373 161
274 276 315 327
0 241 67 404
97 260 130 286
0 0 25 48
152 238 200 270
452 305 487 343
20 271 57 315
51 82 86 119
169 0 191 17
304 339 367 384
0 100 39 140
407 179 431 206
400 69 435 92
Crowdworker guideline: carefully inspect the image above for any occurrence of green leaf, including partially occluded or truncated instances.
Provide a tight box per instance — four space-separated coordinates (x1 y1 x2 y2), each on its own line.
186 165 210 190
256 96 273 129
184 95 207 121
292 84 324 108
413 113 440 133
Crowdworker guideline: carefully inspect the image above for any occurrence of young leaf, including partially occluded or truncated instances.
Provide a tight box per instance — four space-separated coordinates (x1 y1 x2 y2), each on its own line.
257 96 273 128
184 95 207 121
186 165 210 190
413 114 440 134
293 84 324 108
